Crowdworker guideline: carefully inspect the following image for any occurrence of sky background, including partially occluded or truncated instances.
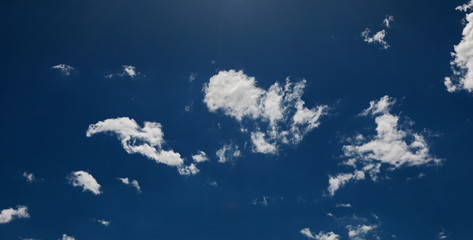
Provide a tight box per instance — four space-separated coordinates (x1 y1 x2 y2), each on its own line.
1 0 472 239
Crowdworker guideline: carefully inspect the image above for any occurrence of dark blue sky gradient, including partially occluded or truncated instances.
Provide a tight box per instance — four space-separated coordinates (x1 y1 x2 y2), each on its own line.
1 0 472 239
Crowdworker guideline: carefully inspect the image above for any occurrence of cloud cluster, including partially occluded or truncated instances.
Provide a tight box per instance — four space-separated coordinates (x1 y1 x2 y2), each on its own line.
444 1 473 92
300 228 340 240
96 219 111 227
328 96 440 196
68 171 102 195
216 143 241 163
86 117 198 175
117 177 141 193
204 70 327 154
361 15 394 49
51 64 75 76
192 151 209 163
0 206 30 224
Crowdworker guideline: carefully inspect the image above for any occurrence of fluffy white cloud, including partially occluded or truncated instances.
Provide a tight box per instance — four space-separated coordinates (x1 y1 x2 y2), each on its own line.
328 96 441 196
87 117 198 175
300 228 340 240
0 206 29 224
347 225 377 240
23 172 36 183
192 151 209 163
105 65 140 79
117 177 141 193
445 1 473 92
51 64 75 76
361 29 389 49
216 143 241 163
61 234 76 240
68 171 102 195
204 70 327 154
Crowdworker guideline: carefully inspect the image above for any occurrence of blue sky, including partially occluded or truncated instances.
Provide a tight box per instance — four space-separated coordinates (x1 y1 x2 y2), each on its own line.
1 0 473 239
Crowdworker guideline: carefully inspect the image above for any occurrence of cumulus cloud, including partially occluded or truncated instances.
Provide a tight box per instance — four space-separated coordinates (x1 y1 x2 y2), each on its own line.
328 96 441 196
192 151 209 163
51 64 75 76
204 70 327 154
0 206 29 224
86 117 198 175
444 1 473 92
61 234 76 240
347 225 377 240
300 228 340 240
23 172 36 183
68 171 102 195
361 29 389 49
117 177 141 193
216 143 241 163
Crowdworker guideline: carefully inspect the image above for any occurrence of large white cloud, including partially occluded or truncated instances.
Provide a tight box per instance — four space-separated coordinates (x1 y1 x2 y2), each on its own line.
300 228 340 240
86 117 198 175
204 70 327 154
68 171 102 195
445 1 473 92
0 206 29 224
328 96 441 196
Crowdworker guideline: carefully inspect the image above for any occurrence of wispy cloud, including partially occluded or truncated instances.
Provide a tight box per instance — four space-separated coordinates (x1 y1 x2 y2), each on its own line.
51 64 75 76
117 177 141 193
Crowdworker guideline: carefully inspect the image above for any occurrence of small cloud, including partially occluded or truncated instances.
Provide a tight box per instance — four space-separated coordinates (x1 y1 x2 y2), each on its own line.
361 29 389 49
300 228 340 240
0 206 30 224
252 196 269 207
335 203 352 208
189 72 198 82
67 171 102 195
95 219 111 227
347 224 377 240
437 231 449 239
22 172 36 183
105 65 141 79
117 177 141 193
192 151 209 163
51 64 75 76
208 181 218 187
61 234 76 240
383 15 394 28
216 143 241 163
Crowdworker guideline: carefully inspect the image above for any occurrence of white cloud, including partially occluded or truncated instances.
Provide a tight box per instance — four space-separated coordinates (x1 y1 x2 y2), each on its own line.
216 143 241 163
383 15 394 28
204 70 327 154
208 181 218 187
437 231 449 239
86 117 198 175
23 172 36 183
192 151 209 163
328 96 441 196
0 206 29 224
177 163 200 175
252 196 269 207
328 171 365 196
51 64 75 76
335 203 352 208
96 219 111 227
445 2 473 92
347 225 377 240
117 177 141 193
105 65 140 79
68 171 102 195
300 228 340 240
61 234 76 240
361 29 389 49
